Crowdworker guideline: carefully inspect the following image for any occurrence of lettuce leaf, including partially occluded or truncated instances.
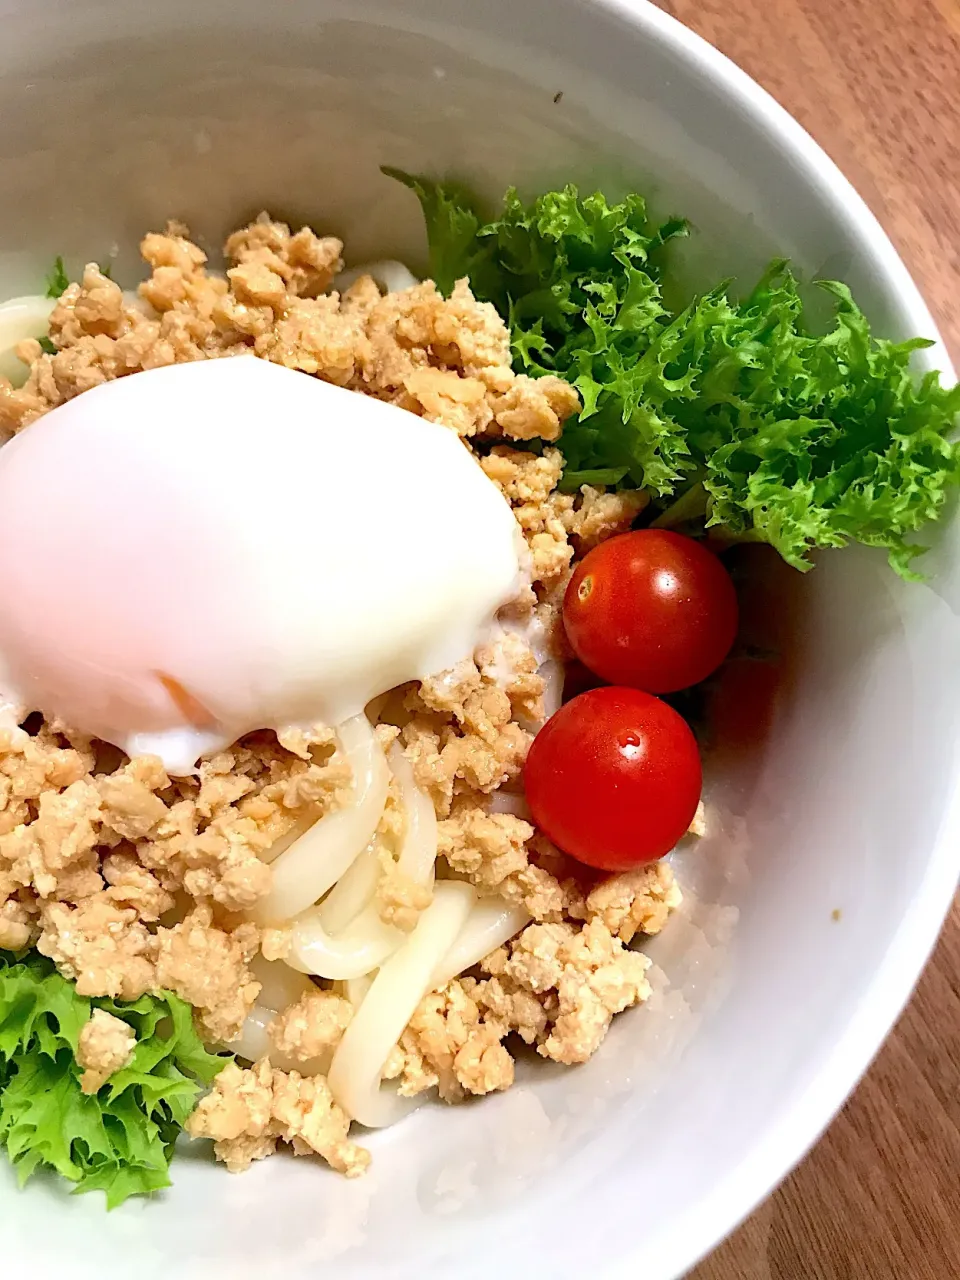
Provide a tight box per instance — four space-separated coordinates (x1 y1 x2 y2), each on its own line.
44 256 70 299
43 256 112 300
0 950 229 1207
387 170 960 575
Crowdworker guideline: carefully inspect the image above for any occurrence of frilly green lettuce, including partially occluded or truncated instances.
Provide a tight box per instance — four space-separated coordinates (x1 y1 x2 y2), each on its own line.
0 950 229 1207
388 170 959 576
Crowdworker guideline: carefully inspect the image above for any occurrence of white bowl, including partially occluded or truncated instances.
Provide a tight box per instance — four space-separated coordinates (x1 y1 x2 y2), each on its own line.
2 2 958 1276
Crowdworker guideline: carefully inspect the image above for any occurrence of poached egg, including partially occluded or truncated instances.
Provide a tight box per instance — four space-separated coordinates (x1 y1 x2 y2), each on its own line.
0 357 525 772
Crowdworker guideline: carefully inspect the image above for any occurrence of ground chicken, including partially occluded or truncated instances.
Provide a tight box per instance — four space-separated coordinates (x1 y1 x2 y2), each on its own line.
101 849 175 922
0 724 352 944
437 805 532 896
481 445 568 517
376 864 433 933
0 895 38 951
76 1008 136 1094
154 907 261 1043
2 778 103 902
37 894 156 1001
186 1059 369 1177
470 974 552 1046
393 980 514 1102
97 757 170 842
135 736 349 914
436 804 578 923
578 861 683 945
0 724 93 824
36 891 260 1043
481 446 574 588
268 990 353 1063
563 484 648 552
481 447 647 598
394 913 658 1100
689 800 707 838
364 775 433 933
503 918 653 1065
399 715 530 819
0 719 353 1043
260 926 293 963
415 652 545 741
474 633 545 726
0 220 580 446
1 724 348 925
416 660 484 722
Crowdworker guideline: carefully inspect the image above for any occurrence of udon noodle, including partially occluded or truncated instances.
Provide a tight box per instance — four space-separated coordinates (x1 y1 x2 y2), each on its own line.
237 681 540 1126
328 880 476 1127
256 714 390 924
289 902 404 980
314 837 380 933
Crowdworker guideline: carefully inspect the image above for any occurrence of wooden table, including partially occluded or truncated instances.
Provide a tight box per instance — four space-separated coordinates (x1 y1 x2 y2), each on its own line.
653 2 960 1276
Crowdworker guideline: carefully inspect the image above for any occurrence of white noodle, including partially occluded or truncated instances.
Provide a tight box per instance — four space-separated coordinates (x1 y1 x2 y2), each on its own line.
316 836 380 933
334 260 419 294
328 881 476 1128
487 790 532 820
249 953 316 1013
316 741 438 937
287 899 404 980
227 1003 276 1062
346 973 374 1007
431 899 530 988
256 714 390 924
0 295 55 388
388 742 438 884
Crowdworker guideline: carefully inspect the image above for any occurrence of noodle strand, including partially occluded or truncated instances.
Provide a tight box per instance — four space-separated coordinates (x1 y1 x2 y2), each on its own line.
256 714 389 924
327 881 476 1127
249 953 316 1013
431 899 530 988
315 836 380 933
287 900 404 980
388 742 438 884
334 260 419 294
346 973 374 1007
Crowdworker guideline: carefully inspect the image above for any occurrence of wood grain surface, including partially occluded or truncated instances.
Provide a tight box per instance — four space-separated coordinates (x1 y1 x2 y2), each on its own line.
651 2 960 1276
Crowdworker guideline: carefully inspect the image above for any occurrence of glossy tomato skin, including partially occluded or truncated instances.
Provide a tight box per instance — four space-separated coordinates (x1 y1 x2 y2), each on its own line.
563 529 738 694
524 685 702 872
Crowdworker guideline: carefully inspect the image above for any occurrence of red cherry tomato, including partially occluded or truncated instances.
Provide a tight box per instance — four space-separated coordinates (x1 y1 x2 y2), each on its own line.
524 685 702 871
563 529 738 694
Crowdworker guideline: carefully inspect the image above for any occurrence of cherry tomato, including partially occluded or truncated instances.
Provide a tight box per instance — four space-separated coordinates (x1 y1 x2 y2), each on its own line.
524 685 702 871
563 529 738 694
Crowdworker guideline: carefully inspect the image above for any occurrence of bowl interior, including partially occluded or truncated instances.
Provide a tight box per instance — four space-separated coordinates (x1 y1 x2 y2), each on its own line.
1 2 958 1277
